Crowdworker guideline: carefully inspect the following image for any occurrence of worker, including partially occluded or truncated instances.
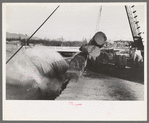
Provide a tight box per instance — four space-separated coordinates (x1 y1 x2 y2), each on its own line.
133 47 143 63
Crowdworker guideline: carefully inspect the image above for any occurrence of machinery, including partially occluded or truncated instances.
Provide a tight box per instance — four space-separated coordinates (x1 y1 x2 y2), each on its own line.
97 5 144 68
100 41 132 68
125 5 144 51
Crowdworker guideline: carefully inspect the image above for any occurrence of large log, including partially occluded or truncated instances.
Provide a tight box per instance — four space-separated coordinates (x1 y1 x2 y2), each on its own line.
79 31 107 71
88 31 107 48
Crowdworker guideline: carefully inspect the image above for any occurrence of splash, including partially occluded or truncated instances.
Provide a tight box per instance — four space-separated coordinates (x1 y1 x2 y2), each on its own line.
6 45 69 99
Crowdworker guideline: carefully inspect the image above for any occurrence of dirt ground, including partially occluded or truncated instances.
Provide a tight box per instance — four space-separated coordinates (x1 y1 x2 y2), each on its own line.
6 44 145 100
56 70 144 100
57 54 144 100
89 60 144 84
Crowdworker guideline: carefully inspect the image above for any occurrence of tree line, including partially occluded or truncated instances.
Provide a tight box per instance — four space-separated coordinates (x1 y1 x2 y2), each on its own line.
6 38 134 48
6 38 87 47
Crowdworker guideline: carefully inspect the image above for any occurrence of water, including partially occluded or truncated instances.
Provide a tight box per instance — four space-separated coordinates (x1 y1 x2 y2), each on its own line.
6 45 69 100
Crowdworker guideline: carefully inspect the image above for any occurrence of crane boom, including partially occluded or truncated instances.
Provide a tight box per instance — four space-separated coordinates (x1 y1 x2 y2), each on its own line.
125 5 144 50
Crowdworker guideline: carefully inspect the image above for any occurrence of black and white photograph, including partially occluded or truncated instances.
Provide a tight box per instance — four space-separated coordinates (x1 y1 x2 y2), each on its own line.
3 2 147 120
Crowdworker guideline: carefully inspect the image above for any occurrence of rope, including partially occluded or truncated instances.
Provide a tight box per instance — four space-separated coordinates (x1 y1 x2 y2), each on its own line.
6 5 60 64
95 6 102 33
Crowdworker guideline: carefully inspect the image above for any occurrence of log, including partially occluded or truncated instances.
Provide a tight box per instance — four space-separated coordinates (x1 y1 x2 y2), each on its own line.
88 31 107 48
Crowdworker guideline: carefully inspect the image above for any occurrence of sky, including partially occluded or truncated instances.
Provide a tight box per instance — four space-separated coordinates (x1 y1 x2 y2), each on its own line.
4 3 146 42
